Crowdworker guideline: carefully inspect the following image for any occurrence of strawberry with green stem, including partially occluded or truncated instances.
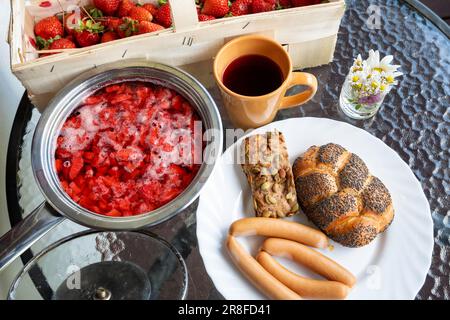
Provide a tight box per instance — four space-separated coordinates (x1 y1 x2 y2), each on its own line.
35 16 64 49
74 19 104 47
39 37 76 56
155 0 172 28
65 11 83 35
35 16 64 40
100 16 122 31
117 17 138 38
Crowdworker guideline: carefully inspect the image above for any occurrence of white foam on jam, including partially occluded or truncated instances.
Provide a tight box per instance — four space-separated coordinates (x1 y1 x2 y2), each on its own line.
59 86 201 185
77 103 104 132
97 131 123 151
59 103 106 153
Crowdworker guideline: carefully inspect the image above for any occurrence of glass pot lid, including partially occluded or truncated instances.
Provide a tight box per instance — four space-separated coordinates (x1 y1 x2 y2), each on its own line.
8 230 188 300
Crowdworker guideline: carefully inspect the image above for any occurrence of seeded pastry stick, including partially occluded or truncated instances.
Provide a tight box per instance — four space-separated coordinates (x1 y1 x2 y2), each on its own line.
241 130 299 218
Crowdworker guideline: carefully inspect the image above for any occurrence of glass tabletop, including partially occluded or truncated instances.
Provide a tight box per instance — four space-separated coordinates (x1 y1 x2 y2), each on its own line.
5 0 449 299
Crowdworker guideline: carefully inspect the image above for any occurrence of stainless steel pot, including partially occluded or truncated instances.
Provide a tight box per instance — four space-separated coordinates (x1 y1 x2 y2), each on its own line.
0 61 223 271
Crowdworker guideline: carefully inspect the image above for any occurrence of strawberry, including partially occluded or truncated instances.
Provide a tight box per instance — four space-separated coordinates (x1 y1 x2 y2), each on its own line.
198 13 216 21
34 16 63 40
101 16 122 31
278 0 291 7
74 19 104 47
155 2 172 28
291 0 320 7
93 0 120 16
69 155 84 180
101 31 118 42
202 0 229 18
117 0 135 17
137 21 165 34
230 0 252 16
49 38 77 50
142 3 159 16
128 6 153 22
74 31 99 48
252 0 276 13
117 17 139 38
65 12 82 35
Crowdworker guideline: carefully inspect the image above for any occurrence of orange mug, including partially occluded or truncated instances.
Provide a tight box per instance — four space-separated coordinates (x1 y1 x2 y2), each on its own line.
213 35 318 129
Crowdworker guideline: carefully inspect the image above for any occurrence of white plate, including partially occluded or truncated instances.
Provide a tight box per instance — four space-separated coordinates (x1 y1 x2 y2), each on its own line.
196 117 434 300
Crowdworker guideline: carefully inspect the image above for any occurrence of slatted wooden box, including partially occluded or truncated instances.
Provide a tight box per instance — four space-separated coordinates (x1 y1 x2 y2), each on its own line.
9 0 345 110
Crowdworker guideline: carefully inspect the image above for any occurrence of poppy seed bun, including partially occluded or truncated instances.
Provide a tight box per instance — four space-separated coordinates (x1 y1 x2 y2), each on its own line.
293 143 394 247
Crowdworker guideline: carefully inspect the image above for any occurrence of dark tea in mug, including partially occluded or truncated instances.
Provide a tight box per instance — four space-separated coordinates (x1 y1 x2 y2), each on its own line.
223 54 284 97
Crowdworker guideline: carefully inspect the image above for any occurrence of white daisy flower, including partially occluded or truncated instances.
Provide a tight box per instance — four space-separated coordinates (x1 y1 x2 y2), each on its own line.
347 50 403 99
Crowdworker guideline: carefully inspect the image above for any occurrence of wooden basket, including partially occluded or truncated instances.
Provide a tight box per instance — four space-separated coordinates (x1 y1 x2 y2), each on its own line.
9 0 345 110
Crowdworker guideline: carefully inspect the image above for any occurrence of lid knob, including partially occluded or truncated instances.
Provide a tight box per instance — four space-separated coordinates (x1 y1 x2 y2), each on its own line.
93 287 111 300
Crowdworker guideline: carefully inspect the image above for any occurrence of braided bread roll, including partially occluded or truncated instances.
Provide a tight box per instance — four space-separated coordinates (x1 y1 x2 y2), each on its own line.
293 143 394 247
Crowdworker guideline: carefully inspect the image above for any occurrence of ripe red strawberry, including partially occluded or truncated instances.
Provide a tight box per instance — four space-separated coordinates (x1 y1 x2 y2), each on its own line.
128 6 153 22
64 12 82 35
34 16 63 40
137 21 165 34
101 16 122 31
202 0 230 18
75 30 101 47
278 0 291 7
93 0 120 15
101 31 118 42
230 0 252 16
252 0 276 13
49 38 77 49
74 19 104 47
117 0 135 17
142 3 158 16
155 3 172 28
40 37 76 56
291 0 320 7
198 14 216 21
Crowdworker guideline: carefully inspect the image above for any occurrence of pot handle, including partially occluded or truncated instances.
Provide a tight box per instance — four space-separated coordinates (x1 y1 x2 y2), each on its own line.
0 202 64 272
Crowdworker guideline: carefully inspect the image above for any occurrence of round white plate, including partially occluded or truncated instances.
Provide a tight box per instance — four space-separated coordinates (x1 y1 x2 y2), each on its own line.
196 117 434 300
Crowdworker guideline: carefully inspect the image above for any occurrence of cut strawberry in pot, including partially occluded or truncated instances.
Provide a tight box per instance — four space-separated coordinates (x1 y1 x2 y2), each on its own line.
55 159 63 173
56 82 204 216
105 209 122 217
69 155 84 180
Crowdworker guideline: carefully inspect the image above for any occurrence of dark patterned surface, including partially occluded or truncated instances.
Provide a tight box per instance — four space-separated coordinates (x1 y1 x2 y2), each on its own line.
9 0 450 299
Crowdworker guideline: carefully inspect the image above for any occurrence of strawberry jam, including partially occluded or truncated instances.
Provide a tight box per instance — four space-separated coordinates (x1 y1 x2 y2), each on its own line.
55 82 203 217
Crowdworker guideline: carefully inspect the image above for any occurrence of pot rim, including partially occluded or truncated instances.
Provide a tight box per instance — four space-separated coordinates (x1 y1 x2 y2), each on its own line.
31 60 223 230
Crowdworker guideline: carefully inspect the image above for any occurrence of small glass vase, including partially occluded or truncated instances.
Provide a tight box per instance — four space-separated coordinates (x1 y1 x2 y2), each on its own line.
339 75 389 120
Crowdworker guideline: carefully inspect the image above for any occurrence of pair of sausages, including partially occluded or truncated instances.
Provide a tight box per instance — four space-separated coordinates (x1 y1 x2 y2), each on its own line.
226 217 356 300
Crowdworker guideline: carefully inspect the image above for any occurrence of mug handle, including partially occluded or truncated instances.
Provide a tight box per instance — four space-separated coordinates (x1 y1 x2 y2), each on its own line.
278 72 318 110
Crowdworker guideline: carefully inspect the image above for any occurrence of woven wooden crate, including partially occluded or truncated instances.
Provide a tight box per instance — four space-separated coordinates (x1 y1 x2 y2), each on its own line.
9 0 345 110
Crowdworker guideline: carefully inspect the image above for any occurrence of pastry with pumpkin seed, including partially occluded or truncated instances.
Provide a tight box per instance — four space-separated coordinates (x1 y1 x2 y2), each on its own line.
241 130 299 218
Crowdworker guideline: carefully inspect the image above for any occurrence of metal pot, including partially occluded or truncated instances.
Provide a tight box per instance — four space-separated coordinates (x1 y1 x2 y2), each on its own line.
0 61 223 271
